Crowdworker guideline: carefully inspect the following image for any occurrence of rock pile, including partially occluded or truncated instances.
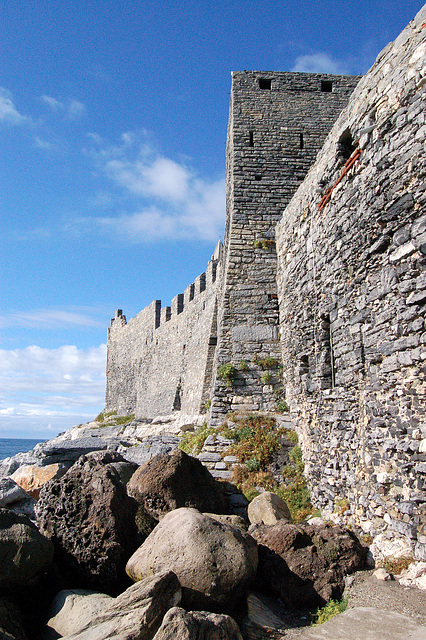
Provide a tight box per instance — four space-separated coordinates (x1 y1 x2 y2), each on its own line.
0 440 369 640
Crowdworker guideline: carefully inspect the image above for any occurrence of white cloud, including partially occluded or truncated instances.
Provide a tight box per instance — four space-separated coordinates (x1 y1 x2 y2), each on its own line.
34 136 57 151
86 132 226 242
0 308 104 330
291 53 348 74
41 94 86 119
0 344 107 438
0 88 27 124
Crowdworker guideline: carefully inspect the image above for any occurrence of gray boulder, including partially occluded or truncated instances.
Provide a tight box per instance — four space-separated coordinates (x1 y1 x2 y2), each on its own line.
127 449 229 520
0 509 54 590
126 507 258 612
43 589 114 640
58 571 181 640
0 478 29 508
247 491 291 526
152 607 243 640
35 451 139 593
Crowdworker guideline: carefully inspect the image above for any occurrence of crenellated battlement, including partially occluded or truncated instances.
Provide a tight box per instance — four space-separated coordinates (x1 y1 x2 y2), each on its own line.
109 246 222 333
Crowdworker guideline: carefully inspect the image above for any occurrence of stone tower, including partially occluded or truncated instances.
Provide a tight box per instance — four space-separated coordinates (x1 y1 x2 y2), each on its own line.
209 71 360 424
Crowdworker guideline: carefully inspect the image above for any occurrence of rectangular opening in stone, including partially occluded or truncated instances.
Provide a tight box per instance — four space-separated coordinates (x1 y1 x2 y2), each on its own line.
249 131 254 147
299 133 304 149
259 78 272 90
255 174 262 181
321 80 333 92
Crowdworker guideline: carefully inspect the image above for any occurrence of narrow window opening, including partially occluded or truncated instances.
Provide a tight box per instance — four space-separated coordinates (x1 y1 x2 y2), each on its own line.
212 263 217 283
321 80 333 92
173 383 182 411
259 78 272 90
338 128 355 161
189 283 195 301
318 313 335 389
209 336 217 346
255 174 262 181
249 131 254 147
299 133 304 150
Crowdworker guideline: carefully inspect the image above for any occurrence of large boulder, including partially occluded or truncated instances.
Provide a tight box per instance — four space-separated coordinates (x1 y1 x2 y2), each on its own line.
126 507 258 612
247 492 291 526
57 571 181 640
250 521 366 607
152 607 243 640
127 449 229 520
35 451 139 593
0 509 54 591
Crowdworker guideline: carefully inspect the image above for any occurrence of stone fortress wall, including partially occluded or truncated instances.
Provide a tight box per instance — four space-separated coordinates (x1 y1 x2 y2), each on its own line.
106 5 426 558
105 242 222 418
276 6 426 560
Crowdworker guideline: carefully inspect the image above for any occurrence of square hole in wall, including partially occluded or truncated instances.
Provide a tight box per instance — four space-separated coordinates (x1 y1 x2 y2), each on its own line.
321 80 333 92
255 174 262 181
259 78 272 90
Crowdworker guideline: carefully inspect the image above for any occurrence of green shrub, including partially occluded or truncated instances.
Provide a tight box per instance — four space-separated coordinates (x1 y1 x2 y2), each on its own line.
254 355 279 369
276 399 289 413
179 423 217 455
217 362 237 387
260 371 273 384
238 360 249 372
311 599 348 626
246 457 261 472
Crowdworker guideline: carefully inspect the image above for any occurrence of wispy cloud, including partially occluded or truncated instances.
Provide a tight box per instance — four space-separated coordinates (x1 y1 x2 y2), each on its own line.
84 132 225 242
0 308 105 330
0 87 28 125
0 344 106 437
41 94 86 120
34 136 58 151
291 52 349 74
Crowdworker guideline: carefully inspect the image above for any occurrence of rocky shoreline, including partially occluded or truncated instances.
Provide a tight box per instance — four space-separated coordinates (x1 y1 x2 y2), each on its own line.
0 414 425 639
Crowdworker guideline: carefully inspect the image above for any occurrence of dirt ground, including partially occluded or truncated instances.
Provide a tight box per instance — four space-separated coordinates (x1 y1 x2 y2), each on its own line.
244 569 426 639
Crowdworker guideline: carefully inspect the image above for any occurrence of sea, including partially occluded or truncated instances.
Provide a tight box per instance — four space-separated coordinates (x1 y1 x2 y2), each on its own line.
0 438 45 461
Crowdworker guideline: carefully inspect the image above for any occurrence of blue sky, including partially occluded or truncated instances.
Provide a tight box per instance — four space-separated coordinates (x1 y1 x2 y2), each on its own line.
0 0 423 439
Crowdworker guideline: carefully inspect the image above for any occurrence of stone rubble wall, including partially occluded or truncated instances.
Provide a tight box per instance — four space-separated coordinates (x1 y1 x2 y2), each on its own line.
209 70 360 424
105 245 222 419
276 6 426 559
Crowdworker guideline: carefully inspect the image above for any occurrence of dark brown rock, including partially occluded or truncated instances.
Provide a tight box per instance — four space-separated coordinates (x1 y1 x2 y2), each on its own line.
250 521 366 608
0 509 54 591
0 597 28 640
152 607 243 640
127 449 229 520
35 452 139 594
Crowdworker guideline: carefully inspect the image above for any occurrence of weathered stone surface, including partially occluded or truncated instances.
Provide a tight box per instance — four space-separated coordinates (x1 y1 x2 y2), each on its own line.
58 571 181 640
44 589 114 640
294 606 426 640
0 478 29 507
126 508 258 612
11 464 66 499
275 6 426 559
152 607 243 640
35 452 139 593
0 509 54 590
250 521 366 607
247 491 291 526
127 449 229 519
